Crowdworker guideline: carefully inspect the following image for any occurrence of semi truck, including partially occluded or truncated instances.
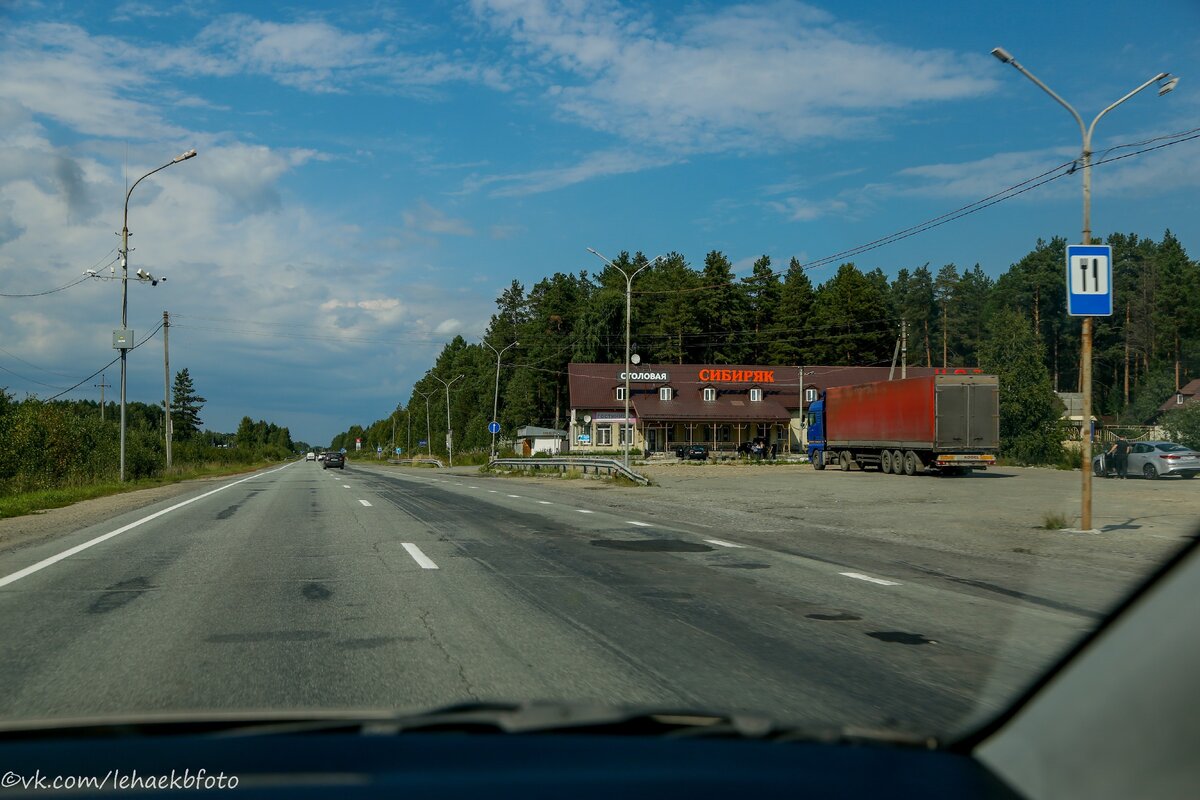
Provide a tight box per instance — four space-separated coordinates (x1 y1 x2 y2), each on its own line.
806 374 1000 475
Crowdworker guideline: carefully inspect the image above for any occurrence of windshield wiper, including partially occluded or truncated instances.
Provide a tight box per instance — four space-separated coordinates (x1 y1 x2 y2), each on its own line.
0 701 936 748
211 701 937 748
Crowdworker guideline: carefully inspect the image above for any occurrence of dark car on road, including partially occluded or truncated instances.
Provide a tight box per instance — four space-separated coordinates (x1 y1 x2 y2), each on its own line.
323 452 345 469
676 444 709 461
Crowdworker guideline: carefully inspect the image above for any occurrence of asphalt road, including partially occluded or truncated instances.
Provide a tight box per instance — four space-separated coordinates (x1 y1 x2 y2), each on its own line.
0 459 1165 739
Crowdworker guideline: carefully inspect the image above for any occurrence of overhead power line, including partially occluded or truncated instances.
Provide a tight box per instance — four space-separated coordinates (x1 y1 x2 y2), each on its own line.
42 323 164 402
633 126 1200 295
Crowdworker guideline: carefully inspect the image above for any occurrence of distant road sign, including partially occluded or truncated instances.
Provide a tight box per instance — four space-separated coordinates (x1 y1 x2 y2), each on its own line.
418 439 428 446
376 446 383 453
1066 244 1113 316
395 447 402 454
487 421 501 434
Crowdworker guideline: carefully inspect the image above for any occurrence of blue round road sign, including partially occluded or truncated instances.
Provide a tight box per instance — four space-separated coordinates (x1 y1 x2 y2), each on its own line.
487 421 501 434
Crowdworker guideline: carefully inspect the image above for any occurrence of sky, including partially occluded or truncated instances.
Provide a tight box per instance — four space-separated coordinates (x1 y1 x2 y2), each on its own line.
1 0 1198 445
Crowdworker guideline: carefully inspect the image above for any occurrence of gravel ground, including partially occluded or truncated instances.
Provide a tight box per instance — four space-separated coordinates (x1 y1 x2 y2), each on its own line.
467 461 1199 569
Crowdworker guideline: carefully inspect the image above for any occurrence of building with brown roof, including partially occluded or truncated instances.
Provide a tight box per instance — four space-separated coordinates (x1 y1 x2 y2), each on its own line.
1158 378 1200 415
567 362 972 454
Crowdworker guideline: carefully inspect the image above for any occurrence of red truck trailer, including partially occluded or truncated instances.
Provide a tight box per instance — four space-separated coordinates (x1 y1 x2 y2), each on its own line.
806 374 1000 475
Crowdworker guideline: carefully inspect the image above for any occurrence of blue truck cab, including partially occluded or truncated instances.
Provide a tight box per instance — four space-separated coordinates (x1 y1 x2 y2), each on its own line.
805 393 828 469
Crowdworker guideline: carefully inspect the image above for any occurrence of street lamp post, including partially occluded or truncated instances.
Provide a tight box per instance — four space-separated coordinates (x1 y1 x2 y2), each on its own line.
414 388 433 459
482 339 518 459
586 249 665 469
991 47 1176 531
431 374 464 467
118 149 197 482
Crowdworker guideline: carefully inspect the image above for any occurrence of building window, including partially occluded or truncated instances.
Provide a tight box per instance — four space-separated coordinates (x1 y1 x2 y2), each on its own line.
595 424 612 446
660 386 672 401
756 423 769 439
703 387 716 402
618 423 633 446
718 425 731 442
805 388 818 402
615 386 626 401
749 388 762 402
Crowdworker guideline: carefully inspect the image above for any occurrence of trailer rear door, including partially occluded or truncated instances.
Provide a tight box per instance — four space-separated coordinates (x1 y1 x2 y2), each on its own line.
935 378 1000 451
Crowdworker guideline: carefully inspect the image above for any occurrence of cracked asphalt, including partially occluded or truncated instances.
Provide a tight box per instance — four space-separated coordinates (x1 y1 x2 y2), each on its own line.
0 458 1194 740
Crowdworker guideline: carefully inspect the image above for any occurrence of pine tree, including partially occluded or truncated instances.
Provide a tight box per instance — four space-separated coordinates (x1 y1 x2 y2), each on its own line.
978 309 1063 464
170 368 205 439
772 257 815 364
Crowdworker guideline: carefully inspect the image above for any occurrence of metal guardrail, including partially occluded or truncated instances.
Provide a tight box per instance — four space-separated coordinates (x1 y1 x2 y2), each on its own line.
488 457 649 485
386 457 445 468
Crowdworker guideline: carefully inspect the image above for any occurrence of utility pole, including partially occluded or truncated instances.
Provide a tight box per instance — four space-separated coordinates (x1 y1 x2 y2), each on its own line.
901 319 908 379
431 374 464 467
991 46 1176 532
163 311 172 468
587 248 664 469
117 148 197 481
94 373 110 421
482 339 518 460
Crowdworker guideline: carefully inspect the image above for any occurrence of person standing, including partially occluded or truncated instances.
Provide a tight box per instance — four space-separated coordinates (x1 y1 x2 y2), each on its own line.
1113 436 1131 479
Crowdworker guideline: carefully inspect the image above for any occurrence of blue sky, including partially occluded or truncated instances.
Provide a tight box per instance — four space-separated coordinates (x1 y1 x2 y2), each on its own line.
1 0 1198 445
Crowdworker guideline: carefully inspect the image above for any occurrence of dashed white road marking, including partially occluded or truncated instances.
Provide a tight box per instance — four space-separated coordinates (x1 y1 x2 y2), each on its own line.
468 486 479 489
507 494 521 498
704 538 745 548
627 521 652 527
488 490 498 493
839 572 900 586
358 499 373 507
342 484 351 489
537 500 553 505
402 543 438 570
576 509 594 514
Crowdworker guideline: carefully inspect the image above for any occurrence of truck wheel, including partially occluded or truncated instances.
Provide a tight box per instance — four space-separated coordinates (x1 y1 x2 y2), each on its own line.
812 450 825 471
880 450 892 474
891 450 904 475
840 450 854 471
903 451 921 476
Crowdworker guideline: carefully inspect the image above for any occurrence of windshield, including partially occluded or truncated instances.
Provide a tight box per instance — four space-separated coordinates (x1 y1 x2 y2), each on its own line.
0 0 1198 747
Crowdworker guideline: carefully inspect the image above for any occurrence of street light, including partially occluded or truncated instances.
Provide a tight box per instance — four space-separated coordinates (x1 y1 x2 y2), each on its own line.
118 148 197 482
431 373 464 467
414 388 434 459
482 339 518 459
586 249 665 469
992 47 1176 531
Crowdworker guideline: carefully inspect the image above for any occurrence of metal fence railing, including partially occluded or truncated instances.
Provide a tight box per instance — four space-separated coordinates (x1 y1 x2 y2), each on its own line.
488 457 649 485
386 457 446 468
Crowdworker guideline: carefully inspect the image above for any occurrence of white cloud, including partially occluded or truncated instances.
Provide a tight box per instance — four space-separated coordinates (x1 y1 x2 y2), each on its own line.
463 149 676 197
471 0 996 152
402 200 475 236
159 13 504 96
434 318 462 335
767 196 850 222
0 23 184 140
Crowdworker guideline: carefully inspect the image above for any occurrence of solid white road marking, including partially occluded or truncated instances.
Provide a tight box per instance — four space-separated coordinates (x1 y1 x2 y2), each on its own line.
358 499 373 507
402 543 439 570
839 572 900 586
627 521 652 527
0 463 295 589
705 538 745 548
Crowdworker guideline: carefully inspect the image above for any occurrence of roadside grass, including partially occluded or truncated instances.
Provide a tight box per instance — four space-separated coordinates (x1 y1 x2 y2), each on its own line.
1039 510 1073 530
0 460 284 520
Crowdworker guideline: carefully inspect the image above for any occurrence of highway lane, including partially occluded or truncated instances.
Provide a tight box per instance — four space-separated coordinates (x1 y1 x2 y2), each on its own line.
0 460 1099 737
